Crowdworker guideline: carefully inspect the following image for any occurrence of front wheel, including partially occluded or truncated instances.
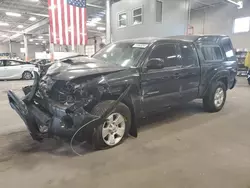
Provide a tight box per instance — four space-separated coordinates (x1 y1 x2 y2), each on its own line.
203 81 227 112
22 71 33 80
90 101 131 150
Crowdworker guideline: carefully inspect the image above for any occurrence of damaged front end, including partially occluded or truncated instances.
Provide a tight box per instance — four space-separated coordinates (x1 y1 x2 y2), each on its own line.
7 72 131 142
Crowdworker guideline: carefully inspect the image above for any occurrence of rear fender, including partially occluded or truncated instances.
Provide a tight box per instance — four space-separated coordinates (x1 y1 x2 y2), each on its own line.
202 70 230 97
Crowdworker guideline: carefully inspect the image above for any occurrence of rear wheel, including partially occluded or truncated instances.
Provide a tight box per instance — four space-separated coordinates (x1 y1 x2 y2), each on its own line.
203 81 227 112
90 100 131 150
22 71 33 80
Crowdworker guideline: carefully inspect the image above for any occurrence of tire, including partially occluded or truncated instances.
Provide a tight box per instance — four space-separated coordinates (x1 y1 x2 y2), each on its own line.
248 79 250 86
22 71 33 80
90 100 131 150
203 81 227 112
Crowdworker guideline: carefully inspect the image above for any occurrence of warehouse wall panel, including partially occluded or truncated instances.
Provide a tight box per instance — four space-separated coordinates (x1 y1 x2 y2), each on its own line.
111 0 189 41
0 43 44 60
190 2 250 49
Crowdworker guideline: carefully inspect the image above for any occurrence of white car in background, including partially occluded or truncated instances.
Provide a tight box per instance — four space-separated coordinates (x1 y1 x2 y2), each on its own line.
0 59 38 80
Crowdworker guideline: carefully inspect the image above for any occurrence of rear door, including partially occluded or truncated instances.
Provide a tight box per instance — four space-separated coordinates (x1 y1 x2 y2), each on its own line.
220 37 237 85
140 43 183 112
179 42 200 101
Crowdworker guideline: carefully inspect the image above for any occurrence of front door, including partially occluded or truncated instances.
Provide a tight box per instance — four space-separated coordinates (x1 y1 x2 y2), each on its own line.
140 43 183 113
4 60 22 79
0 60 6 79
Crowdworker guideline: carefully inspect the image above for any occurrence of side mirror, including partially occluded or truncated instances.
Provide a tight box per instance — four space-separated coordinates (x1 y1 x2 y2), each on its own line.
147 58 164 70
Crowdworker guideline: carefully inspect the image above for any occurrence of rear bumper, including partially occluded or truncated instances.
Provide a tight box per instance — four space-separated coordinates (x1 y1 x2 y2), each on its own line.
7 74 98 141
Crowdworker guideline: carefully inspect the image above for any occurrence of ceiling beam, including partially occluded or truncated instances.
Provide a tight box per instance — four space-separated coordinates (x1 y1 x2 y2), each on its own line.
225 0 243 8
87 3 105 9
3 18 49 42
0 8 48 17
0 3 104 18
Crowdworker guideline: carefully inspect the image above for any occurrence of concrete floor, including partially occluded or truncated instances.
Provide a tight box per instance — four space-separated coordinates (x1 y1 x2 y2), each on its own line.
0 78 250 188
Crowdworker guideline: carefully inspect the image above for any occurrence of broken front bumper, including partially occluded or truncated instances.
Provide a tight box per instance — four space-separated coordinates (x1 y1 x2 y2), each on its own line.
7 73 99 141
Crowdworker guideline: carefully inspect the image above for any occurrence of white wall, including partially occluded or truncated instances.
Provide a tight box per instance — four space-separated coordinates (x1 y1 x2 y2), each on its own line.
0 42 44 60
190 1 250 49
111 0 189 41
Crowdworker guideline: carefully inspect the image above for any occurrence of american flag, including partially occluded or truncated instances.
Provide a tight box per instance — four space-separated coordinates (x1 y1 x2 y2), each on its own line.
48 0 87 49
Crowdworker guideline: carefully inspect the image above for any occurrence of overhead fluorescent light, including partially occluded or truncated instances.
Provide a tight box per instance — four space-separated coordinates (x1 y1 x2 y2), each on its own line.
97 27 106 31
17 25 24 28
35 43 39 45
30 0 39 1
87 22 97 27
0 22 9 26
42 41 46 43
20 42 24 44
38 36 43 39
226 0 243 9
238 1 243 9
6 12 21 17
2 35 8 38
29 39 34 42
29 17 37 21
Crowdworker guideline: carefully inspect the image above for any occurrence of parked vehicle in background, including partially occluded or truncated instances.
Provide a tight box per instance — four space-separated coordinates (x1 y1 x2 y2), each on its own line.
0 59 38 80
8 35 237 150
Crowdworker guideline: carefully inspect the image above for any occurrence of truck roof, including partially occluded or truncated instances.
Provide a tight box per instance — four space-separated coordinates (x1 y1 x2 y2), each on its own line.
116 35 229 44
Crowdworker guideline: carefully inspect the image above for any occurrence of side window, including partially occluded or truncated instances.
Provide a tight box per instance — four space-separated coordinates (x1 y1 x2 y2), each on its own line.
0 61 4 67
149 44 180 67
6 61 21 66
118 13 127 28
221 38 235 60
156 0 163 23
133 7 143 25
201 46 223 61
180 43 198 66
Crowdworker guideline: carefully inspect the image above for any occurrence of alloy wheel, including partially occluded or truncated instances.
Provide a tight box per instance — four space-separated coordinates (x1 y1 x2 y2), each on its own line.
102 113 126 146
214 87 224 108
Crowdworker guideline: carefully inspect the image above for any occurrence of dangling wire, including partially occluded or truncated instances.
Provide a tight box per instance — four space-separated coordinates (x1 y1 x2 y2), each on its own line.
70 117 100 156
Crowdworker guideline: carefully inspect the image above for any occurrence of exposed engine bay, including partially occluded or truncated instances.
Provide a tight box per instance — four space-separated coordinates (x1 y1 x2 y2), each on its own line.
8 69 135 145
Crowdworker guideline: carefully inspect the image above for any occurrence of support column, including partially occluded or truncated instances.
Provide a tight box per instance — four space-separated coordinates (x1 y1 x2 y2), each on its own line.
106 0 111 44
9 40 12 58
23 34 28 61
50 43 55 62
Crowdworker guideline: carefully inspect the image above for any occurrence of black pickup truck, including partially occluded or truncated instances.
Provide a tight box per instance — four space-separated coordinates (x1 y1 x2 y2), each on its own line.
8 35 237 149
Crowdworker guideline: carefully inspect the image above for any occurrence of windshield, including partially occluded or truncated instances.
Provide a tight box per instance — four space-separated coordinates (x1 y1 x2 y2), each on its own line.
93 42 149 67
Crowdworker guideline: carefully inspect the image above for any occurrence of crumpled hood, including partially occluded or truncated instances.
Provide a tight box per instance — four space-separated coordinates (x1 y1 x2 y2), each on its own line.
46 57 126 81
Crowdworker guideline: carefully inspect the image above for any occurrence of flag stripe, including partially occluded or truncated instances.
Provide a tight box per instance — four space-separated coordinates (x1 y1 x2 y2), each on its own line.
54 0 59 44
48 0 87 46
57 0 63 44
51 0 57 44
79 7 83 45
73 6 77 47
67 4 72 45
84 9 87 45
63 0 69 45
70 5 74 49
76 7 80 45
48 0 54 44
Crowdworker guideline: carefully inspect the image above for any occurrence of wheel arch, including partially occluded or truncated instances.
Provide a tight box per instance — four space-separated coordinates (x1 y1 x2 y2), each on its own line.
22 70 33 79
99 93 138 138
202 70 230 97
